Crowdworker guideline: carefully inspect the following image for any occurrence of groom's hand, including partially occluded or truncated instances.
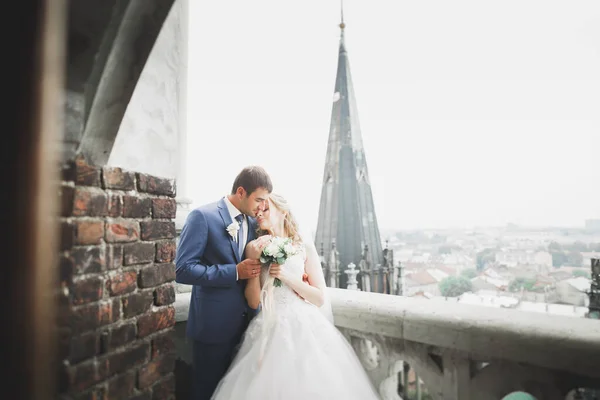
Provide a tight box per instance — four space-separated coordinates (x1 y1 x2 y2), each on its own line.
237 259 262 280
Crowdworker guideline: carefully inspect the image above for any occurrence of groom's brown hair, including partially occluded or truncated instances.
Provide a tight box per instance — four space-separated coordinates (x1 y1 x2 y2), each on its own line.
231 166 273 196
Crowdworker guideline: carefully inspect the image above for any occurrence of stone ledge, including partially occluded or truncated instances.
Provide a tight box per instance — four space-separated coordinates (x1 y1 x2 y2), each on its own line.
329 288 600 381
174 292 191 322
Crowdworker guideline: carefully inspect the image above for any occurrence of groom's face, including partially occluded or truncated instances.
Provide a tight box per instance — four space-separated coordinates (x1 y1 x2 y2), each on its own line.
237 187 270 217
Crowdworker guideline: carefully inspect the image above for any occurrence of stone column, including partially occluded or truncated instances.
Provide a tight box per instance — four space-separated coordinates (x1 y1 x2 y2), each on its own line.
175 0 192 232
345 263 360 291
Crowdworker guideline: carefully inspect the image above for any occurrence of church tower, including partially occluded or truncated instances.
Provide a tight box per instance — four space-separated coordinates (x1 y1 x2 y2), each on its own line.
315 8 384 289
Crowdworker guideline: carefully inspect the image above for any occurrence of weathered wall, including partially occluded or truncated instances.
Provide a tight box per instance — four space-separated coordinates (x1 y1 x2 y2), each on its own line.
57 156 177 399
107 0 183 179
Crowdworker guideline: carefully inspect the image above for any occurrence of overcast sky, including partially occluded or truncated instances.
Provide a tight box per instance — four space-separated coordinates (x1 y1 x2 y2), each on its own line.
186 0 600 233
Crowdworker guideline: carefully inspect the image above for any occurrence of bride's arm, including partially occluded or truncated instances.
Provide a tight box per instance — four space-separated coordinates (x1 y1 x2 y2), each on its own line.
244 276 261 309
275 242 325 307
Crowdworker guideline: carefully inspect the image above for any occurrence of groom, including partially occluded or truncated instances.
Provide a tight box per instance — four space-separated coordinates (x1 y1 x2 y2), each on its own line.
175 166 273 400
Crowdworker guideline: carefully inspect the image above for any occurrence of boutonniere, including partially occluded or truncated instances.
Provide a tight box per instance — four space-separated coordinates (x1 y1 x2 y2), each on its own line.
226 221 239 239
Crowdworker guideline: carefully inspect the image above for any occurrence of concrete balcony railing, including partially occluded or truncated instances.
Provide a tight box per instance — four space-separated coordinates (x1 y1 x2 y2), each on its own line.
174 289 600 400
330 288 600 400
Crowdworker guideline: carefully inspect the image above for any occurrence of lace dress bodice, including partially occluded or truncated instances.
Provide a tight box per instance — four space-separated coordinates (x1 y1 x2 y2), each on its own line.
260 245 307 309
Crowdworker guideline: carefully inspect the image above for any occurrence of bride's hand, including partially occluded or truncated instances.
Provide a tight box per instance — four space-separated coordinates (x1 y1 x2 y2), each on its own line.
245 235 272 260
269 263 290 282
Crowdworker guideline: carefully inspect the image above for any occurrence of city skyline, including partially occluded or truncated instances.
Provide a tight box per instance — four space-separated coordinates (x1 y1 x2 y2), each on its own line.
186 0 600 232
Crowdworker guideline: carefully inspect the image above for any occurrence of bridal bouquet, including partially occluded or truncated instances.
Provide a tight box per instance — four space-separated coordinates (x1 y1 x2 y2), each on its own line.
260 236 297 287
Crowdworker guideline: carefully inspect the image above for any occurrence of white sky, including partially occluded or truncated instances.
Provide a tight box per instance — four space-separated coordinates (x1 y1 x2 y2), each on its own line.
186 0 600 233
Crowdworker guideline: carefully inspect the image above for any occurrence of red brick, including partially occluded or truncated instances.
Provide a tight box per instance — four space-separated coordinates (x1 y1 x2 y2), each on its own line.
107 270 137 296
75 220 105 245
139 263 175 288
130 392 152 400
61 160 76 182
140 221 175 241
71 276 104 305
105 219 140 243
155 240 176 263
154 284 176 306
122 291 154 318
151 374 175 400
69 332 99 364
71 300 119 334
73 187 108 217
138 354 176 389
137 173 176 197
107 193 122 217
137 307 175 337
72 387 107 400
123 195 152 218
62 360 103 392
75 155 102 187
106 245 123 270
101 342 150 376
71 246 105 274
61 185 75 217
151 332 174 360
61 221 75 250
102 167 135 190
152 198 176 219
107 371 136 399
101 322 137 352
60 255 75 285
123 242 155 265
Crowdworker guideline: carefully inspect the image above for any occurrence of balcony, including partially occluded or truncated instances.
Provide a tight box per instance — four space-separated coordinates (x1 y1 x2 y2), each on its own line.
174 289 600 399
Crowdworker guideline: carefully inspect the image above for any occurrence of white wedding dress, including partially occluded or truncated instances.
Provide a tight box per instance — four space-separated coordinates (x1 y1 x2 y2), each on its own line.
211 245 380 400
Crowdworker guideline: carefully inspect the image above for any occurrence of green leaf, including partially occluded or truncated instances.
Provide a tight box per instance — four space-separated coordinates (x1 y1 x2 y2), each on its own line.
274 278 282 287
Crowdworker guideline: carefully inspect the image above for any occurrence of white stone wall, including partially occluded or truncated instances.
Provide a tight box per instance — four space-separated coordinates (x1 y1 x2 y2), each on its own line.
108 0 184 179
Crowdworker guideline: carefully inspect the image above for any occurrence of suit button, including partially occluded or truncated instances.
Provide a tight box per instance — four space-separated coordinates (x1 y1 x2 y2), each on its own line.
242 312 248 318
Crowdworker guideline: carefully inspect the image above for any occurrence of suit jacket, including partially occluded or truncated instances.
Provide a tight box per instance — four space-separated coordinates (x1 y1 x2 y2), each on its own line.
175 198 258 343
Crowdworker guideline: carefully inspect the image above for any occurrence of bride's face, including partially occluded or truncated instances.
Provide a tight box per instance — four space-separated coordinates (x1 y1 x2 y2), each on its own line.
256 199 284 231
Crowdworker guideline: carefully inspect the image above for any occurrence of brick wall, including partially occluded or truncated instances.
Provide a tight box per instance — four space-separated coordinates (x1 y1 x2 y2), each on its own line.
57 156 177 399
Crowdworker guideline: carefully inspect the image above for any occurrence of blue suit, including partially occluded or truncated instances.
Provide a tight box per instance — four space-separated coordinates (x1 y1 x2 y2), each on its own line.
175 198 258 400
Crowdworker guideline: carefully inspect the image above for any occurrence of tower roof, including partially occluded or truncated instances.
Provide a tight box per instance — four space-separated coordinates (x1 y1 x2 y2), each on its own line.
315 10 385 287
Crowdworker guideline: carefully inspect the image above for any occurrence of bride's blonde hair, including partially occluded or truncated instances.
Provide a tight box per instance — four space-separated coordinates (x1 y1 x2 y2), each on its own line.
259 193 302 243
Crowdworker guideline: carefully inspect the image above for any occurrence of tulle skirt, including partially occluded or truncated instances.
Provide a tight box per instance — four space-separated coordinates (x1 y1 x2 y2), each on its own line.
211 299 380 400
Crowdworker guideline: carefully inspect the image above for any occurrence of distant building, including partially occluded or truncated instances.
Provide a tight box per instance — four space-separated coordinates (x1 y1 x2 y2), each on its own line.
555 277 591 306
585 219 600 232
495 250 552 270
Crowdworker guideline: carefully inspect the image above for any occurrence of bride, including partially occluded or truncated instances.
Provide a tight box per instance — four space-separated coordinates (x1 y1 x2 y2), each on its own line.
211 194 380 399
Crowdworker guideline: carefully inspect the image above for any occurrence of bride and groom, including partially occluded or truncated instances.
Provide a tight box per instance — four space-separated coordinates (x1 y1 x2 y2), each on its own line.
175 166 379 400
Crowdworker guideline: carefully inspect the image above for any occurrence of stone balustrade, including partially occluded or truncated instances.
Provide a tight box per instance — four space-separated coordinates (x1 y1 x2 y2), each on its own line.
330 288 600 400
174 289 600 400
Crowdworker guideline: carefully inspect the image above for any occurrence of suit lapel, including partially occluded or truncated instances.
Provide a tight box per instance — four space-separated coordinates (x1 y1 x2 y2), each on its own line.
217 198 241 263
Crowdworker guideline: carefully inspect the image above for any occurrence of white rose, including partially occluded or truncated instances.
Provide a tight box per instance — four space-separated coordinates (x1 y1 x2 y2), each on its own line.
265 242 279 257
226 221 239 239
283 243 295 255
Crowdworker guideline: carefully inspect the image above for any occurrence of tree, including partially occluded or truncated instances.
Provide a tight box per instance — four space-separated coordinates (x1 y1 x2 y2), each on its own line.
509 277 536 292
439 276 473 297
461 268 477 279
548 241 562 252
565 251 583 267
476 249 496 271
552 252 568 267
570 241 589 252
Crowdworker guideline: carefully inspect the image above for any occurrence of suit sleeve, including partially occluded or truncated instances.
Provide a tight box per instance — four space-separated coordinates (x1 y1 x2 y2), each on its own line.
175 209 237 287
